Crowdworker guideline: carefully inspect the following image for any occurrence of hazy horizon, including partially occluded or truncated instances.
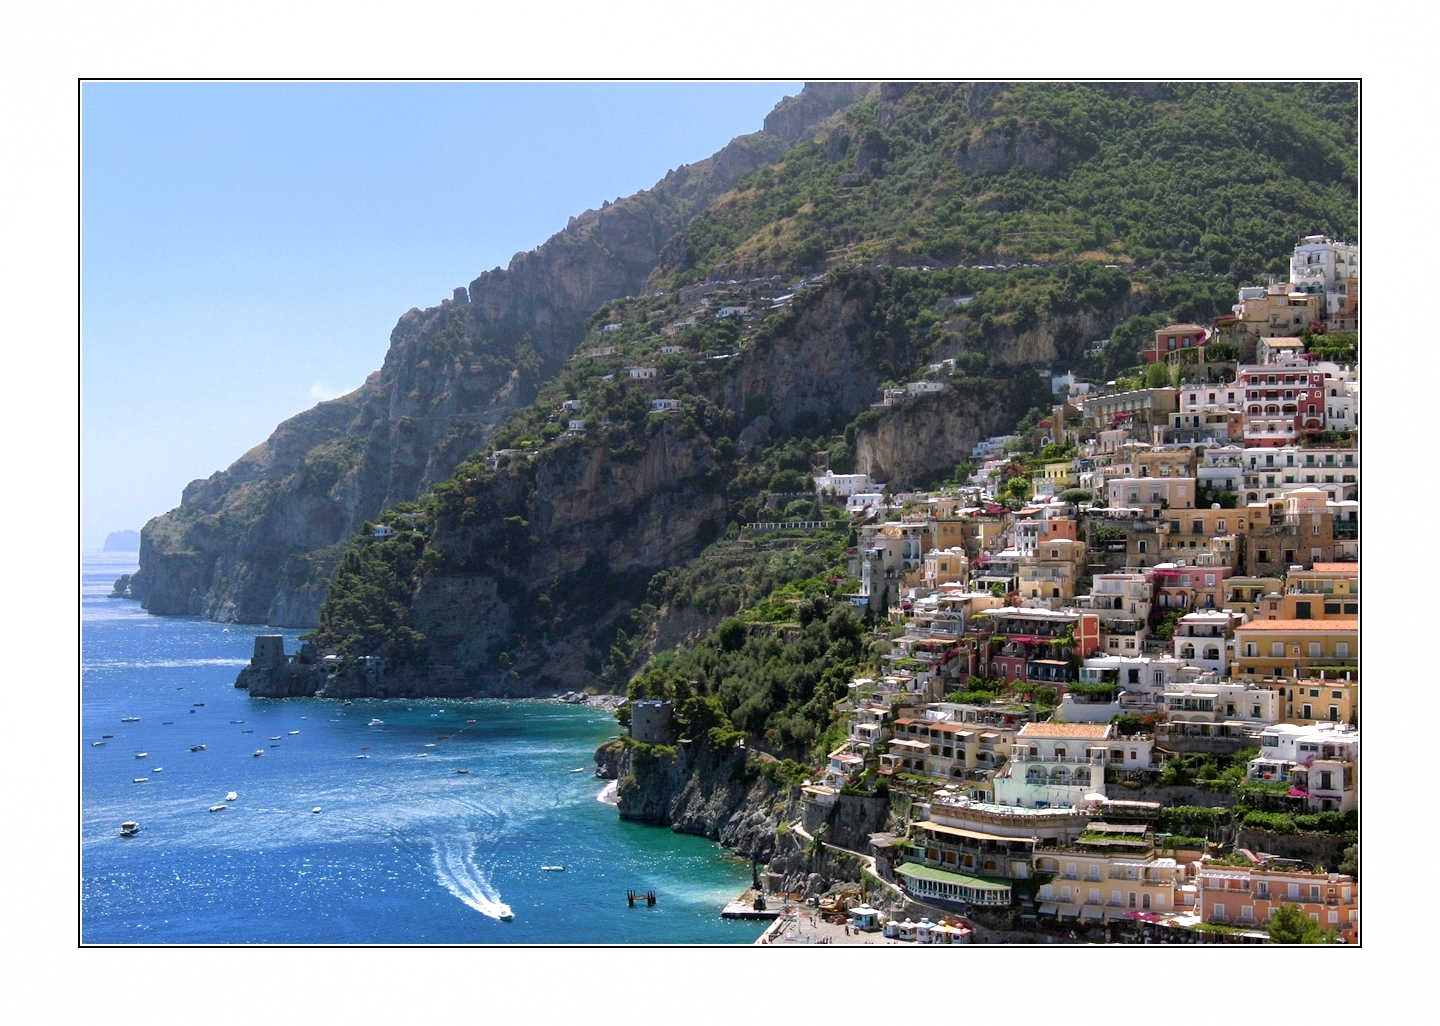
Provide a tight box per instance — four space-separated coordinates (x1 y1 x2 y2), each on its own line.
81 81 802 549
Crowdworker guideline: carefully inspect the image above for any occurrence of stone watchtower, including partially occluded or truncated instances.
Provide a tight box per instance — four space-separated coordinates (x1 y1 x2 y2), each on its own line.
252 635 287 670
629 700 676 745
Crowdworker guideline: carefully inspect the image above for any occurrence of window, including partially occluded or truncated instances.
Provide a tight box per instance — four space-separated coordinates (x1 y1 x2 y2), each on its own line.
1271 642 1285 657
1296 602 1312 620
1336 643 1349 658
1309 642 1321 657
1241 905 1254 921
1311 885 1321 900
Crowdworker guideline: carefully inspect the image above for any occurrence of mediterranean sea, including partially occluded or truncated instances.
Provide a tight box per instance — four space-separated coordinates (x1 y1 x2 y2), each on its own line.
81 552 760 944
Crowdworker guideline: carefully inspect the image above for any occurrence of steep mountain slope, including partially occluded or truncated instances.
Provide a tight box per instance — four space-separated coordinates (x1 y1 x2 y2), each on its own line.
131 81 1357 631
129 84 876 625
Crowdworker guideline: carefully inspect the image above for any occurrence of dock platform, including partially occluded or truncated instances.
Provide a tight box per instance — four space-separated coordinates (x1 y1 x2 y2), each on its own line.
721 888 785 920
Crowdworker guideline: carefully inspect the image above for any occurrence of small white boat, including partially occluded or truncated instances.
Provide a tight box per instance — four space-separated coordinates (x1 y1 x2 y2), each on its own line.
241 729 253 734
120 821 140 837
225 791 238 802
498 907 514 921
121 717 140 722
570 768 586 773
424 743 436 748
209 804 227 812
311 807 322 814
541 866 564 872
253 749 264 757
270 736 282 740
190 744 206 752
368 719 384 727
91 741 105 747
231 720 244 724
355 754 370 759
288 731 300 735
133 778 148 783
456 768 469 774
151 767 163 773
135 752 148 759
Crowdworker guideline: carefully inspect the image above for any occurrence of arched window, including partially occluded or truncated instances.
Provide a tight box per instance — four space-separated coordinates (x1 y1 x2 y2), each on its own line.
1204 646 1220 661
1181 643 1196 659
1055 746 1067 760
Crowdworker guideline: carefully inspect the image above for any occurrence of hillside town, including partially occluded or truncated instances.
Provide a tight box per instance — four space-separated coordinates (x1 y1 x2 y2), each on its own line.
639 235 1360 945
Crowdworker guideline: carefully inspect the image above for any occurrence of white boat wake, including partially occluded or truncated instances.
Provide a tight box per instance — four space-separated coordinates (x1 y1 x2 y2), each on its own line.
430 836 513 921
596 780 619 805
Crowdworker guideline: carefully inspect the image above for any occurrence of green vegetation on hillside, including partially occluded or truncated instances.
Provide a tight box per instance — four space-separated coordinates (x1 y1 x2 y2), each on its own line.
662 82 1356 284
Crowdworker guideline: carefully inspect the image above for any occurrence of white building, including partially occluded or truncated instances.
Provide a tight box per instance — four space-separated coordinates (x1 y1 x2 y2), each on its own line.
813 470 873 498
1079 655 1187 696
992 723 1113 809
906 380 946 397
1247 722 1359 813
651 398 682 412
1289 235 1358 295
847 491 887 513
1172 610 1237 676
627 367 657 380
1161 674 1279 729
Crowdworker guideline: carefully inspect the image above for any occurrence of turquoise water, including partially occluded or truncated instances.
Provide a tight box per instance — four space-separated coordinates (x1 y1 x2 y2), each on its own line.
81 553 761 944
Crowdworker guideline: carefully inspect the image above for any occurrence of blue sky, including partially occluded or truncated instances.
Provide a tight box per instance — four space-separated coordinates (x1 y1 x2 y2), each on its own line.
81 81 801 549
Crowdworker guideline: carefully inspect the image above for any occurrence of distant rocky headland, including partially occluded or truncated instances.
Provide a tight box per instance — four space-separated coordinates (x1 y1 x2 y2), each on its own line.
103 530 140 552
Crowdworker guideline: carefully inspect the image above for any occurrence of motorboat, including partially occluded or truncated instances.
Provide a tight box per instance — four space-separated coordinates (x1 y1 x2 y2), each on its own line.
121 717 140 722
424 743 436 748
570 768 585 773
456 768 469 774
270 743 280 748
242 729 253 733
151 767 163 773
288 730 300 735
133 778 148 783
231 720 244 724
270 736 282 740
135 752 148 758
541 866 564 872
466 719 477 724
225 791 238 802
253 749 264 757
162 722 173 725
497 907 514 921
119 821 140 837
91 741 105 746
102 734 113 738
193 703 205 707
355 754 370 759
359 746 370 751
368 719 384 727
190 744 206 752
209 804 228 812
311 807 322 814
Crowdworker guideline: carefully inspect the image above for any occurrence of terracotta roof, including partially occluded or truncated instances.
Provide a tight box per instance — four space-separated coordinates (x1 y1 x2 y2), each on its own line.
1310 563 1360 574
1237 620 1357 632
1017 722 1112 739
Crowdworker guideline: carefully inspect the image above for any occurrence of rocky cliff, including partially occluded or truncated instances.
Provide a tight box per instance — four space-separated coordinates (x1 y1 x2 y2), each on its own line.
131 83 878 628
596 738 801 862
854 386 1007 490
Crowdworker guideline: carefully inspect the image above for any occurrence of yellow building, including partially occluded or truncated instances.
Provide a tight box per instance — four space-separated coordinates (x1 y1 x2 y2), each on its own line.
1235 620 1357 680
1034 836 1181 923
1223 576 1283 618
1265 678 1358 726
1280 563 1359 620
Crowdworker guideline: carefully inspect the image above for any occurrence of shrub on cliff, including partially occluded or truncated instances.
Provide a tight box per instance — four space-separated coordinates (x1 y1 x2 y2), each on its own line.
304 531 427 663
